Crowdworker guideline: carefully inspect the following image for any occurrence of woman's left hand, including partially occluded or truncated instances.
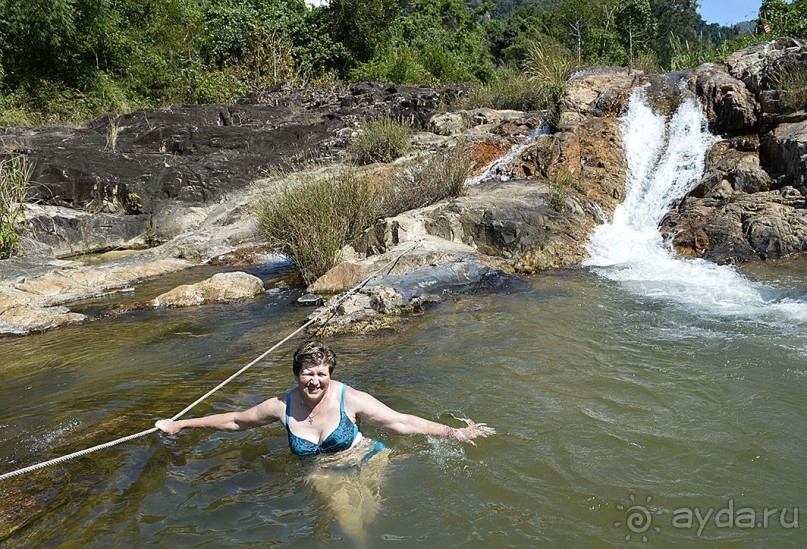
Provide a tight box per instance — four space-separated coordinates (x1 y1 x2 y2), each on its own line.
452 417 496 445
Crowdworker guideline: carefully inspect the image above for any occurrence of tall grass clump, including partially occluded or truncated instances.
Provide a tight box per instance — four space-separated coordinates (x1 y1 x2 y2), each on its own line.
772 60 807 112
348 118 412 165
547 168 575 213
458 67 547 111
379 146 474 217
0 153 32 259
256 168 379 285
522 40 575 126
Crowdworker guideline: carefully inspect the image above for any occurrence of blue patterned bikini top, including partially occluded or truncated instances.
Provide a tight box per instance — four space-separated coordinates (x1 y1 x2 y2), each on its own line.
285 384 359 456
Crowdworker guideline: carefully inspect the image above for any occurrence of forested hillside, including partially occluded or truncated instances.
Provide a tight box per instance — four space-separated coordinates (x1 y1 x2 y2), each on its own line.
0 0 803 125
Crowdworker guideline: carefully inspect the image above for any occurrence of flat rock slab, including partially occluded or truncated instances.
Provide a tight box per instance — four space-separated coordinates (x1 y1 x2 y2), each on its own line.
0 257 192 334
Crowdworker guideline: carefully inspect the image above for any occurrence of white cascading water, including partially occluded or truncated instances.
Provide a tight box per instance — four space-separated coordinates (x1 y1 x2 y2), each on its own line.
466 126 550 186
585 86 807 322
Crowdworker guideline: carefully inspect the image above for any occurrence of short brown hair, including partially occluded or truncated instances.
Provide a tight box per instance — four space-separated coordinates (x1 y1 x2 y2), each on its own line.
292 340 336 376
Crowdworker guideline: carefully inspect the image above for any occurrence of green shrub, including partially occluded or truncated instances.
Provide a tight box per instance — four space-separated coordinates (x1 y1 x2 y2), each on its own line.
666 33 770 72
667 36 718 71
772 59 807 112
0 153 32 259
379 146 474 217
256 167 379 285
351 44 434 85
458 67 547 111
547 168 575 213
348 118 412 165
522 40 574 126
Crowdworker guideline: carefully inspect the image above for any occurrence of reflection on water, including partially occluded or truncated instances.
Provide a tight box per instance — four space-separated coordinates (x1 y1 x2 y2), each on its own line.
1 264 806 546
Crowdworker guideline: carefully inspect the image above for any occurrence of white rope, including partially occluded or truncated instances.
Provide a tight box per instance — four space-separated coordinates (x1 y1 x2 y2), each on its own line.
0 240 421 482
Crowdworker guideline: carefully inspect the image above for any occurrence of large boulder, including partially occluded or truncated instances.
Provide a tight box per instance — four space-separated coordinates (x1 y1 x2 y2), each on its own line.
662 187 807 262
761 120 807 191
725 37 807 119
682 63 759 135
152 272 265 307
557 67 637 130
307 238 512 336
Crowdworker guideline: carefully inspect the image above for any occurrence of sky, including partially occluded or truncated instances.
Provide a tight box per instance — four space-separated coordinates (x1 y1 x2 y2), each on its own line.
302 1 766 28
696 0 764 27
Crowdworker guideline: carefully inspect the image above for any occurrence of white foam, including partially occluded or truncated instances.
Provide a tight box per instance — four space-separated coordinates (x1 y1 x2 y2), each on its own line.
585 86 807 325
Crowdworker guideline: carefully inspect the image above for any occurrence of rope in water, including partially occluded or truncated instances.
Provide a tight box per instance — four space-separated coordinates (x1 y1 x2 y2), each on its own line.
0 240 421 482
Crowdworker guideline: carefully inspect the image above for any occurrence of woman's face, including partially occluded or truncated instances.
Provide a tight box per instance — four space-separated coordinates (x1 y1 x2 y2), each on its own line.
296 363 331 401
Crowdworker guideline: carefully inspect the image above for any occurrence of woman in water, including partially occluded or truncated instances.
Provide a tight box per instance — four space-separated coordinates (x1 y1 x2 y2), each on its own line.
155 340 494 546
154 339 494 449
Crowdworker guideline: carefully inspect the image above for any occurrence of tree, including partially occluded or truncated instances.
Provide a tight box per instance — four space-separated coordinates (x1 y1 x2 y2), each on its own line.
616 0 655 71
759 0 807 38
647 0 699 66
350 0 496 84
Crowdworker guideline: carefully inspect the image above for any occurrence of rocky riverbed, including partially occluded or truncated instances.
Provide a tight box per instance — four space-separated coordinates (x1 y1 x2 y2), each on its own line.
1 38 805 336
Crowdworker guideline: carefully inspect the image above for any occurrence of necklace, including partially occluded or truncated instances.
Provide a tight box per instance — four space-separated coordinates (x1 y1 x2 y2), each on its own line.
301 390 328 424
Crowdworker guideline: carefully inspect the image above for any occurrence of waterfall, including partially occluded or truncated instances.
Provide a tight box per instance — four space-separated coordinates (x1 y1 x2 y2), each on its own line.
584 86 807 323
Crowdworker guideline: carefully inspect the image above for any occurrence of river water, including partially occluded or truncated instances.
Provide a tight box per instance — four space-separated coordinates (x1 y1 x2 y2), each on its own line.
1 89 806 546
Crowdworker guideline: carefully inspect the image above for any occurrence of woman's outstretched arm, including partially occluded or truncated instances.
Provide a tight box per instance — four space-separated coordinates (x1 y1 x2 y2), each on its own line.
347 388 495 444
155 396 286 435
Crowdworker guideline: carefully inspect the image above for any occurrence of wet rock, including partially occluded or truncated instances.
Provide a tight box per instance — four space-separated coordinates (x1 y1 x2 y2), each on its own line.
726 37 807 117
662 187 807 262
297 294 324 306
0 257 191 334
307 240 508 336
558 67 637 130
0 304 86 334
152 272 264 308
761 120 807 188
696 149 773 194
683 63 759 134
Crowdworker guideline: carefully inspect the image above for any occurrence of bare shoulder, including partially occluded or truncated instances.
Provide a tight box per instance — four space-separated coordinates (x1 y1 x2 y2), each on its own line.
248 394 287 422
343 384 375 410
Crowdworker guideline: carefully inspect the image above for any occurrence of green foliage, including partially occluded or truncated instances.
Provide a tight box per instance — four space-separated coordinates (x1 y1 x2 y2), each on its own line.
458 66 548 111
0 0 790 126
772 59 807 112
615 0 656 71
0 153 32 259
523 39 574 125
378 146 473 217
350 0 496 84
123 192 143 215
0 228 20 258
351 45 434 85
256 167 379 285
547 168 574 212
759 0 807 38
667 35 718 71
649 0 701 68
348 118 412 165
666 31 770 72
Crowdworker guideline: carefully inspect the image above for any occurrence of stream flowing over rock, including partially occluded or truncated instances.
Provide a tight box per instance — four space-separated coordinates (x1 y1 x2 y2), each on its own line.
1 39 806 335
662 38 807 263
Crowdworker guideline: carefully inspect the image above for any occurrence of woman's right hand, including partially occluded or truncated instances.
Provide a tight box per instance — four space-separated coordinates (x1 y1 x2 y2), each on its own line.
155 418 182 436
452 417 496 445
